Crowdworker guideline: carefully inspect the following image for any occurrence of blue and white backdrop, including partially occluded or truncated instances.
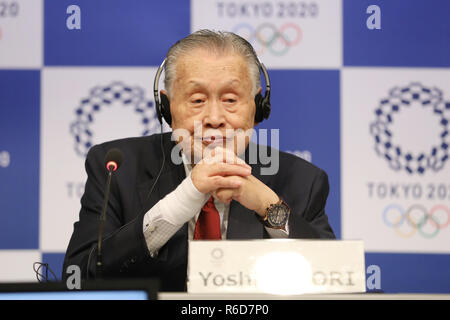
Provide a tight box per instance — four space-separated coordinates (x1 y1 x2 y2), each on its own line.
0 0 449 293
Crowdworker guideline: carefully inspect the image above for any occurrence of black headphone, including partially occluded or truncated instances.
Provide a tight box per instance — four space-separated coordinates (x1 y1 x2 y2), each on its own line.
153 57 271 126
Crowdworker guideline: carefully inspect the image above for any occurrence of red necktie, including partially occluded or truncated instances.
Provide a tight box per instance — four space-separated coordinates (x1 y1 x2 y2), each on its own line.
194 196 221 240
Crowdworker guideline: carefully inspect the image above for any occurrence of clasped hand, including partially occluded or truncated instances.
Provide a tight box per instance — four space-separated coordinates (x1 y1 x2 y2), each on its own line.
190 147 279 217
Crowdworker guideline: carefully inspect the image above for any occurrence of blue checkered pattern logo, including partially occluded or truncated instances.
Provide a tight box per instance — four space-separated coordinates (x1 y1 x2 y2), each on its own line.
70 81 159 157
370 83 450 174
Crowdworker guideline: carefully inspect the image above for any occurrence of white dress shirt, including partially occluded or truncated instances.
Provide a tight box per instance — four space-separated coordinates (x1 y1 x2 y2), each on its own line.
142 154 289 257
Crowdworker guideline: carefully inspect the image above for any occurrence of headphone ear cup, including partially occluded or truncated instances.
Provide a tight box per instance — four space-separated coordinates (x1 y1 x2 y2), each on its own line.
155 99 163 124
160 93 172 126
254 93 263 123
261 93 271 120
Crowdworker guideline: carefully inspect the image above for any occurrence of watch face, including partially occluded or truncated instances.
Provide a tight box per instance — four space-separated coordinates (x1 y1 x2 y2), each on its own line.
268 203 289 227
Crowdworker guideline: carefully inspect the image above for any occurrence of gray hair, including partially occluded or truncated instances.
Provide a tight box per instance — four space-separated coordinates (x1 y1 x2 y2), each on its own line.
164 29 261 97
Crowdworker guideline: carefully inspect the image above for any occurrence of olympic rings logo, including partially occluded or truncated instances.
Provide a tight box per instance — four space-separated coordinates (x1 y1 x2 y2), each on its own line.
382 204 450 239
232 23 302 56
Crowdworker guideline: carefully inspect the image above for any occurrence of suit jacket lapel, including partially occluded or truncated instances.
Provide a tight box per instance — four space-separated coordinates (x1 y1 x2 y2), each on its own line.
137 133 186 216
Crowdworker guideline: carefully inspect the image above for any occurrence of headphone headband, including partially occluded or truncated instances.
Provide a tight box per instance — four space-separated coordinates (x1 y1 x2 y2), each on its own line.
153 59 167 124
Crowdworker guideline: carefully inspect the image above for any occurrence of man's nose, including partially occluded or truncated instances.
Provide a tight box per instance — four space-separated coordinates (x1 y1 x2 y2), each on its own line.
203 99 225 128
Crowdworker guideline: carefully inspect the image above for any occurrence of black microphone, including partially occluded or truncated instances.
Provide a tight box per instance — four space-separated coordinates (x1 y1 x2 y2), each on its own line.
96 148 124 279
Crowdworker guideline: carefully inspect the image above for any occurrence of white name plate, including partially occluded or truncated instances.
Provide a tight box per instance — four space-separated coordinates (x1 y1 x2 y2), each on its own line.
188 240 366 295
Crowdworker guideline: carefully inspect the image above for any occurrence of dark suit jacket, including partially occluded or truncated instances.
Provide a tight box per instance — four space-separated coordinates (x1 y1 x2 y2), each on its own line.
63 133 335 291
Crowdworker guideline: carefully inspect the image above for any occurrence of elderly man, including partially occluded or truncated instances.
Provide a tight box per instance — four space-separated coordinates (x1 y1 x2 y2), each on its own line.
63 30 335 291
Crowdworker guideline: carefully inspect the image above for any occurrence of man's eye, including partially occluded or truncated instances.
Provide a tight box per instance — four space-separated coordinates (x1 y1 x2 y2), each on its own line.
223 98 237 104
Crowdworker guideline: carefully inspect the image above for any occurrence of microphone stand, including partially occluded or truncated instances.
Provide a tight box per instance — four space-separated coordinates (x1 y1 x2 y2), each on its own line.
96 166 113 279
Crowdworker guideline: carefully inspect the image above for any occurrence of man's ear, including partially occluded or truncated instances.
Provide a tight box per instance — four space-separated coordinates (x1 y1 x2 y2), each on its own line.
160 89 169 99
256 87 262 95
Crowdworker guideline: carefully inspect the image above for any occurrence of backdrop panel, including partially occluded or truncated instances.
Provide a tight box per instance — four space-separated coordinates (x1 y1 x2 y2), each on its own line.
192 0 342 69
344 0 450 67
342 67 450 253
44 0 190 66
0 0 42 68
0 70 40 250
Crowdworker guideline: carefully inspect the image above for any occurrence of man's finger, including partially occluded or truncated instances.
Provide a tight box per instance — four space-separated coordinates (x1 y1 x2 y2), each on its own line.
212 188 235 204
204 146 248 166
207 162 251 177
210 176 243 189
